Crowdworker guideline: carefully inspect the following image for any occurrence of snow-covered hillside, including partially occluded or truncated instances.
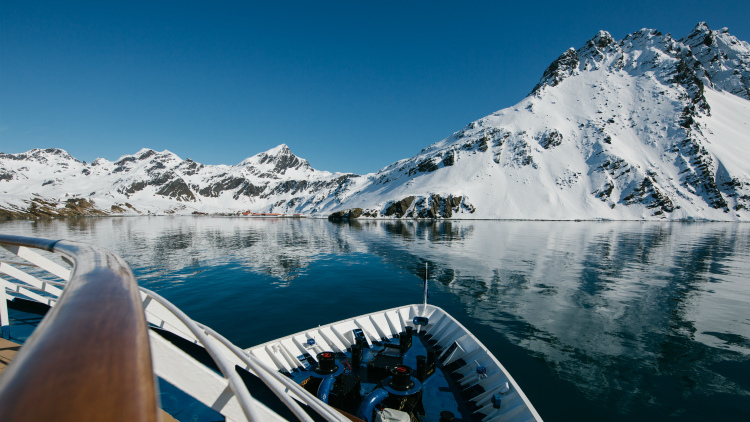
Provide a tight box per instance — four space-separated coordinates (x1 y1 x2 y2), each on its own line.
322 23 750 221
2 23 749 220
0 145 357 217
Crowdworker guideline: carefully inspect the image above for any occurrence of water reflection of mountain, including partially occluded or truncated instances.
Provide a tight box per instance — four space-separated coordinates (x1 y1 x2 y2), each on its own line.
1 217 748 418
343 221 750 416
4 217 368 283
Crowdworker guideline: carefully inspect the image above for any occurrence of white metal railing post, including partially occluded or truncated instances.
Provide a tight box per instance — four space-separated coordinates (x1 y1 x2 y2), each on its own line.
0 283 8 328
135 289 266 422
139 287 347 422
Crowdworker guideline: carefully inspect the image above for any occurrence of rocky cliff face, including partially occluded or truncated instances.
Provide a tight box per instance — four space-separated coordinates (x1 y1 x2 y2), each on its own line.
2 23 749 221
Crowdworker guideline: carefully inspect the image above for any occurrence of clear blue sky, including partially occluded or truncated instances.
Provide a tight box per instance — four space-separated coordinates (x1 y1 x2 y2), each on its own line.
2 1 748 174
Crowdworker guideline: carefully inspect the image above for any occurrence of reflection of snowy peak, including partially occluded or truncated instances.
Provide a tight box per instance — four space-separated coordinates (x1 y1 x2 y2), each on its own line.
2 23 749 221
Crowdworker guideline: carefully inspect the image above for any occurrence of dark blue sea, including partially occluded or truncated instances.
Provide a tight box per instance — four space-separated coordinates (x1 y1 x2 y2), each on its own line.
2 217 749 421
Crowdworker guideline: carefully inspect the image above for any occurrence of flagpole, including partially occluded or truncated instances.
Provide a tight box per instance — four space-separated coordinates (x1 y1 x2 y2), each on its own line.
422 262 428 314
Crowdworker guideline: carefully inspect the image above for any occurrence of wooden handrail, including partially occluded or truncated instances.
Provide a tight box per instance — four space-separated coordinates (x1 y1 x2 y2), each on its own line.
0 235 158 422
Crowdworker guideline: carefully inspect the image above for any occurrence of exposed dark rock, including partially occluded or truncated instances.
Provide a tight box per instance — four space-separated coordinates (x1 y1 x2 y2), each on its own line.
442 151 455 167
416 158 439 173
265 180 310 197
199 175 247 197
596 155 631 181
718 178 749 211
0 207 25 219
509 139 535 168
460 137 489 152
531 48 579 95
150 171 177 186
46 148 74 158
478 138 489 152
138 150 157 160
147 162 166 173
328 210 345 221
539 130 564 149
11 197 111 217
123 181 148 195
675 138 729 211
233 181 265 199
591 31 615 48
594 181 615 201
0 153 28 161
578 31 619 65
622 175 676 215
672 59 711 116
384 196 416 217
327 208 364 221
15 148 80 164
114 156 137 166
179 159 203 176
485 128 509 147
416 194 465 218
703 33 714 46
156 178 195 201
120 170 196 201
490 131 511 164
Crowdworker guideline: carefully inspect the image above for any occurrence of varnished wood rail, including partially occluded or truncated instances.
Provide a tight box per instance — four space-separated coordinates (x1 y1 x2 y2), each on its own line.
0 234 159 422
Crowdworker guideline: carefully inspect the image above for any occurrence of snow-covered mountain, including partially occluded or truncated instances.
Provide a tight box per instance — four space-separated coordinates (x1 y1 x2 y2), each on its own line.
0 145 358 218
324 23 750 221
2 22 749 220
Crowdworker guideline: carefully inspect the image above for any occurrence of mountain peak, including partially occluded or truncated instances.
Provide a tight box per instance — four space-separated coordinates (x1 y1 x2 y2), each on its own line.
114 149 181 166
15 148 80 163
530 47 579 96
239 144 312 174
682 22 715 48
590 30 615 48
693 21 711 34
679 23 750 100
243 144 294 162
263 144 291 156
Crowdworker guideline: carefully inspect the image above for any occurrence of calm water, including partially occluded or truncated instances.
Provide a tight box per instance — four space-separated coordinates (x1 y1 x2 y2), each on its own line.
1 217 749 421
